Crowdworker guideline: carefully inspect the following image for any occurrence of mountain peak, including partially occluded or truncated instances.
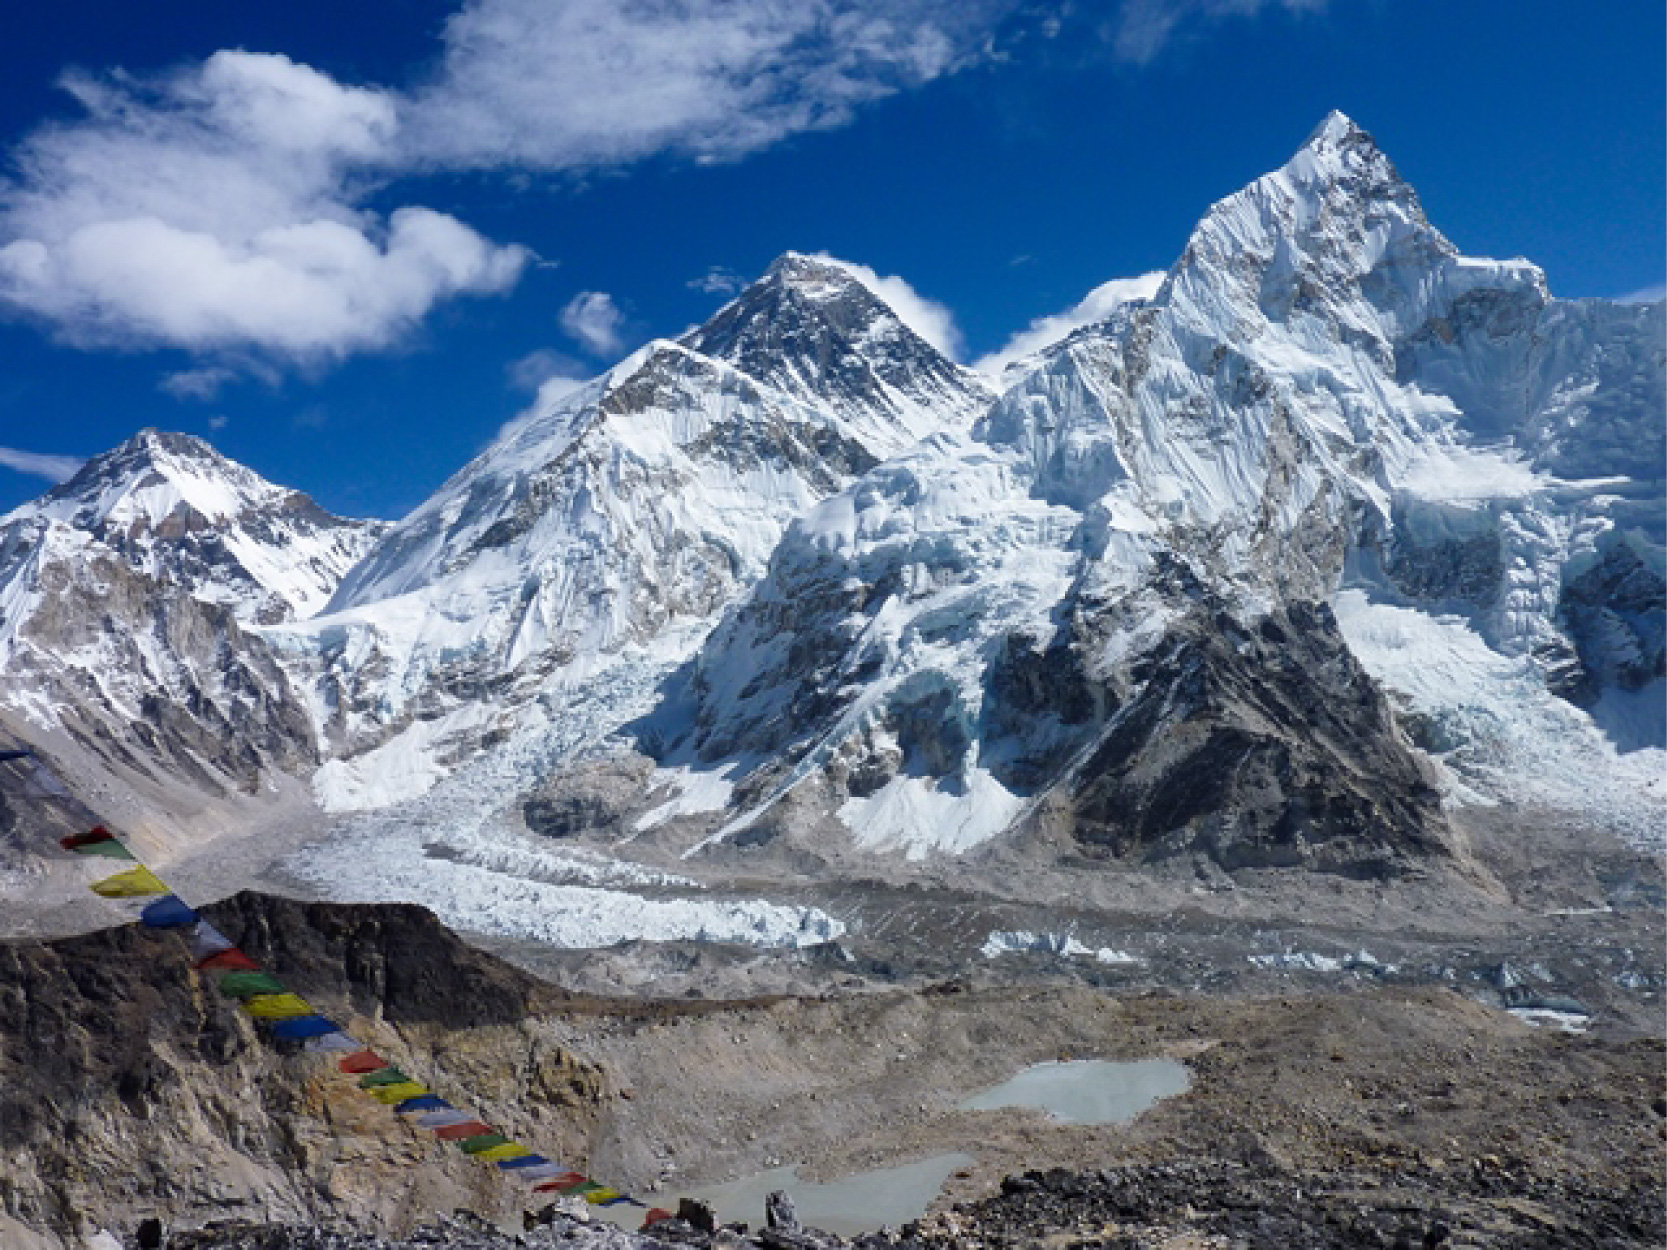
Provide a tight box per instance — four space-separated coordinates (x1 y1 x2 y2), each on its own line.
682 253 991 440
1304 109 1367 152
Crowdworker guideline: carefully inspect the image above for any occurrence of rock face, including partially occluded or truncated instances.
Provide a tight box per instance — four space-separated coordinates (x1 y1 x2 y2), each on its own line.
0 894 606 1249
1063 601 1447 877
0 432 382 798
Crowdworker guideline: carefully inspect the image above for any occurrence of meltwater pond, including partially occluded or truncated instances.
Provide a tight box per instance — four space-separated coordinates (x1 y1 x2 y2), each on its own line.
638 1061 1191 1236
680 1153 975 1237
958 1057 1191 1124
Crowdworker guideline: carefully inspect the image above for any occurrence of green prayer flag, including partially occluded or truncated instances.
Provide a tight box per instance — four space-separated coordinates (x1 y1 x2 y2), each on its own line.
216 971 286 1000
359 1068 412 1089
458 1134 511 1155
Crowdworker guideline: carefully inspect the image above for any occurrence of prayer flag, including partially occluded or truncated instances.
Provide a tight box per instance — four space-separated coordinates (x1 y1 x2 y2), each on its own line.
395 1095 450 1113
414 1110 475 1130
359 1068 412 1089
338 1050 388 1075
61 828 135 860
433 1121 495 1141
140 896 199 928
513 1163 572 1182
90 866 168 898
458 1134 511 1155
473 1142 532 1163
304 1032 363 1054
197 948 262 973
25 763 72 799
497 1154 550 1170
189 922 235 963
242 993 315 1020
272 1016 340 1041
533 1174 591 1193
369 1082 430 1105
216 971 287 1000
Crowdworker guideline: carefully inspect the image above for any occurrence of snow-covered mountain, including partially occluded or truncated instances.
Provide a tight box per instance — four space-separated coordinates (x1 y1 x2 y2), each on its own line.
0 430 384 796
269 258 995 810
5 115 1659 882
641 112 1663 870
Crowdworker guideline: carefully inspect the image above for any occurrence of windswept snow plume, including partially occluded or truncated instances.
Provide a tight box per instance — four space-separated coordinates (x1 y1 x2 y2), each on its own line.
973 271 1165 380
809 253 967 360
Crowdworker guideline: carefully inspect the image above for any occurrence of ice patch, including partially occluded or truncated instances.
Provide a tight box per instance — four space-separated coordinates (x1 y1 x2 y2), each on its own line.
839 767 1027 860
1508 1008 1591 1034
1248 949 1391 974
980 930 1140 965
634 764 738 832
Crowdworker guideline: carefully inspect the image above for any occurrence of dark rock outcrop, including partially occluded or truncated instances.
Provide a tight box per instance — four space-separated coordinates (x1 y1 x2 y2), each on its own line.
1066 601 1449 877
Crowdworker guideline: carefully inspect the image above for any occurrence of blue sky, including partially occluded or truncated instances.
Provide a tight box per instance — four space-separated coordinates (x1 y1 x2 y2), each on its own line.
0 0 1661 519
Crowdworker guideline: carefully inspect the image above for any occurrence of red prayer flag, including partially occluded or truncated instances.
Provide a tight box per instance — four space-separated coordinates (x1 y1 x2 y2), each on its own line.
642 1208 675 1229
337 1050 389 1075
60 826 120 851
196 949 262 973
533 1173 591 1192
433 1121 496 1141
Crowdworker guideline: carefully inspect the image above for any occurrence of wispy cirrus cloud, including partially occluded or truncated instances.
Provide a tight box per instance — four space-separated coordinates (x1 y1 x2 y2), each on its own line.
1110 0 1330 64
506 346 589 392
688 266 748 296
0 445 85 483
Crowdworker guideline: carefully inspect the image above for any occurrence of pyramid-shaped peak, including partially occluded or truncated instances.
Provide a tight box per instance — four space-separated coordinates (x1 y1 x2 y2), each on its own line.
1304 109 1370 152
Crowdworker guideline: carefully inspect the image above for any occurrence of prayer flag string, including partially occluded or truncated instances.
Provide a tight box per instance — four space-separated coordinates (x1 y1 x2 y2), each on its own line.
4 746 654 1218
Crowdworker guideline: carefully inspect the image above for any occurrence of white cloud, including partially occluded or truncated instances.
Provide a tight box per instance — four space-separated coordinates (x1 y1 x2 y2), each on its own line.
1111 0 1329 65
507 346 589 391
688 266 748 296
0 3 1022 370
810 253 965 360
1616 282 1665 305
974 270 1167 378
559 291 627 356
0 446 84 484
0 51 529 363
403 0 1015 172
160 366 238 401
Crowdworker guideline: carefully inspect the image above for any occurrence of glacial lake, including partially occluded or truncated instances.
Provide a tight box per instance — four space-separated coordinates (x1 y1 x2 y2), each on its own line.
629 1058 1191 1235
957 1057 1192 1124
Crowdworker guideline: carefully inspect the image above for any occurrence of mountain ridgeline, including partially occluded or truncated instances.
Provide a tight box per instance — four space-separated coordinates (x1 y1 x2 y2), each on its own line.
0 114 1660 880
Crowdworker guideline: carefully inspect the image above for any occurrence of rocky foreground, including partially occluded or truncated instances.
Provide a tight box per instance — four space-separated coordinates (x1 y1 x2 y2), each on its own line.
7 887 1661 1250
130 1139 1667 1250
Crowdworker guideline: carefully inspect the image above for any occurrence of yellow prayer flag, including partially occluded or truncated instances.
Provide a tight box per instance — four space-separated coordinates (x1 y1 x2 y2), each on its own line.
89 866 168 898
368 1082 430 1105
583 1187 623 1206
242 993 316 1020
474 1142 533 1163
